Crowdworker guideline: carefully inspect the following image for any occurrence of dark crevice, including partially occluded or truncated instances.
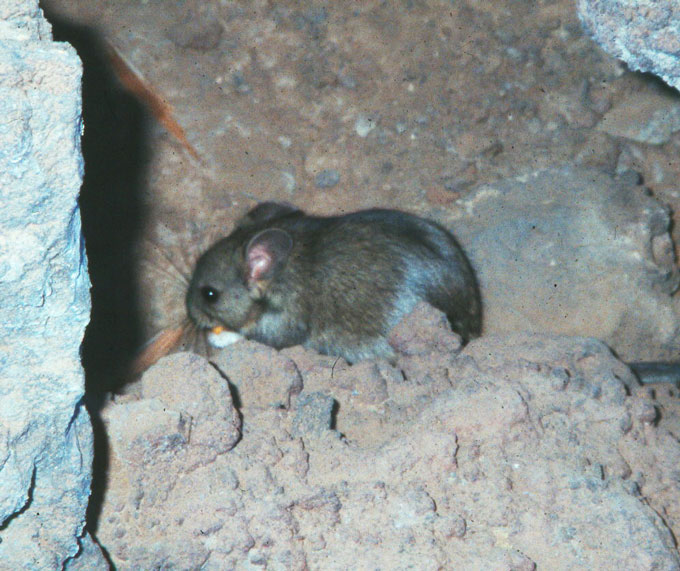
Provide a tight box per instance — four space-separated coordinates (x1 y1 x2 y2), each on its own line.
43 3 152 543
61 529 116 571
64 396 85 437
329 398 339 431
0 464 36 532
209 361 244 437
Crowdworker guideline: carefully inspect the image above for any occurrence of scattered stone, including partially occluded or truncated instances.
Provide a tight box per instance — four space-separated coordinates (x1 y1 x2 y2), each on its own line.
314 168 340 189
394 121 408 134
435 514 467 539
633 400 658 425
292 391 335 436
597 91 680 144
231 71 252 94
354 114 377 137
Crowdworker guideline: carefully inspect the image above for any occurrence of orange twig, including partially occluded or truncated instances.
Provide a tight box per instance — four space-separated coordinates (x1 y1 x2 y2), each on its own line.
130 325 187 376
106 42 200 161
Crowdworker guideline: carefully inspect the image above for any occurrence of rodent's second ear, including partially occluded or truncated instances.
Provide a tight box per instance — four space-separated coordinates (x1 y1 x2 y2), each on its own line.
238 202 300 228
245 228 293 283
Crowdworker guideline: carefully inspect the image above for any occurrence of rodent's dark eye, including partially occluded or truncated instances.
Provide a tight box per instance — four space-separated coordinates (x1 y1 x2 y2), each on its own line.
200 286 220 304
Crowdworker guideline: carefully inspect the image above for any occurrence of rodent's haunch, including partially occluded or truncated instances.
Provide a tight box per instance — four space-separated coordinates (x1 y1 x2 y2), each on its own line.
186 202 481 363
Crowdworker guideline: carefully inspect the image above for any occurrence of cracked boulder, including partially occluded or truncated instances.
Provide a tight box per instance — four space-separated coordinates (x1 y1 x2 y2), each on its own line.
445 166 680 362
0 1 102 568
578 0 680 92
96 304 680 569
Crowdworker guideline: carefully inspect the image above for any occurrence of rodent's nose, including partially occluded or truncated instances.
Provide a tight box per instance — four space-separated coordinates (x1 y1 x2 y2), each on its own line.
200 286 220 304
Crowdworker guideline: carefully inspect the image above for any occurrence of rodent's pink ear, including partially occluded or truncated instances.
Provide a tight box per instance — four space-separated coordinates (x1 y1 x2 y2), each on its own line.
245 228 293 283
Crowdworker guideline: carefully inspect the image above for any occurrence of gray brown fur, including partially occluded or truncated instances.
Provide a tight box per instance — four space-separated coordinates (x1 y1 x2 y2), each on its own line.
186 203 481 363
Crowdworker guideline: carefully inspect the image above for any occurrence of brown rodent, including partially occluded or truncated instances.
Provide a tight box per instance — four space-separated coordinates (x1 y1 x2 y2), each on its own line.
186 202 481 363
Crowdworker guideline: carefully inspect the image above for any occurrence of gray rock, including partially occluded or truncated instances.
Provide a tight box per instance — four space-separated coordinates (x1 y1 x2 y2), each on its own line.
63 533 109 570
314 168 340 189
292 391 335 436
0 1 102 568
448 167 680 361
211 339 303 409
578 0 680 92
597 90 680 144
95 333 680 569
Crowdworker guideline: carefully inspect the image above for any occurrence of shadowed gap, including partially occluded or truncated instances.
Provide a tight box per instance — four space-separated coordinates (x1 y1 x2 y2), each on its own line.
44 5 152 548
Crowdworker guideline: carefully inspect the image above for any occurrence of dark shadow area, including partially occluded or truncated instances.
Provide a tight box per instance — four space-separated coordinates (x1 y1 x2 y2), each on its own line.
629 362 680 387
329 398 339 432
630 69 680 98
43 5 152 546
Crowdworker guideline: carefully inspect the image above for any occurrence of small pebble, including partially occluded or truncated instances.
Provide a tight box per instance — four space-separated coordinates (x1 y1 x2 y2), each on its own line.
292 391 335 436
277 135 292 148
315 169 340 189
232 72 251 94
435 514 466 539
550 367 570 391
355 115 377 137
619 412 633 434
633 400 658 424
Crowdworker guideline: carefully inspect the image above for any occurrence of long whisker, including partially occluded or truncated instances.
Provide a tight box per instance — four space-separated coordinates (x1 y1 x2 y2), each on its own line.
177 245 199 282
203 328 213 360
146 262 189 291
188 320 206 357
143 238 192 285
184 317 204 357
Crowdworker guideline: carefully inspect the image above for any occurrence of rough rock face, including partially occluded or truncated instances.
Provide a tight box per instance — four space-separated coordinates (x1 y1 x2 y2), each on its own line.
97 304 680 569
447 166 680 362
0 1 103 568
578 0 680 92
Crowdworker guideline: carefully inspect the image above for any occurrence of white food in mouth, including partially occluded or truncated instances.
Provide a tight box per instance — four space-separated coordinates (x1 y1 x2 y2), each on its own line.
207 329 245 348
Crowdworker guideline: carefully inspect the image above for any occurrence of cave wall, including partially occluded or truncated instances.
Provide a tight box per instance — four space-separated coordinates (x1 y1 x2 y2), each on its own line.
0 1 103 567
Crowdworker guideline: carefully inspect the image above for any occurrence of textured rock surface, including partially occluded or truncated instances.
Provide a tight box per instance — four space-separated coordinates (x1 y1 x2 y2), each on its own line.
0 1 101 568
596 89 680 145
578 0 680 92
447 166 680 362
97 304 680 569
